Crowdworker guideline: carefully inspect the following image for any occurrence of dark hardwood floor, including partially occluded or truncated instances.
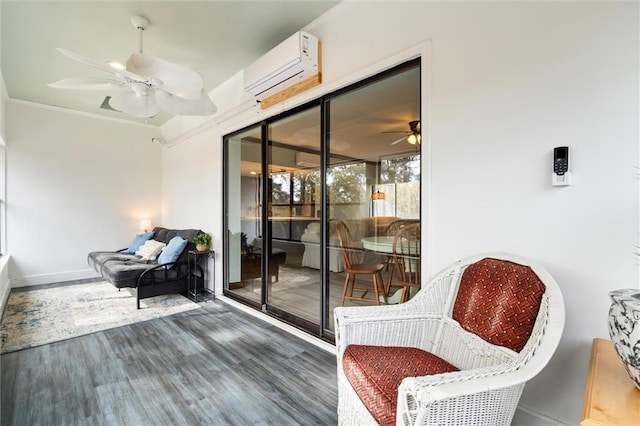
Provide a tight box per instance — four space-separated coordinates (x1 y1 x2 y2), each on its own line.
0 300 338 425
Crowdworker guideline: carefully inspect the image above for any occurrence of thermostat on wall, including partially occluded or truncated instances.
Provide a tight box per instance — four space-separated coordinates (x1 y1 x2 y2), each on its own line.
552 146 572 186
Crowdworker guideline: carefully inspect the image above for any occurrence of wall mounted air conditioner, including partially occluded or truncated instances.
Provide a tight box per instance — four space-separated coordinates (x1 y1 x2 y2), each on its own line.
295 152 320 168
244 31 319 102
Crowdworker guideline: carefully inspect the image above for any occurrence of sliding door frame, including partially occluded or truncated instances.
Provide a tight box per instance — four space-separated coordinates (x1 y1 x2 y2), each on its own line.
223 58 421 344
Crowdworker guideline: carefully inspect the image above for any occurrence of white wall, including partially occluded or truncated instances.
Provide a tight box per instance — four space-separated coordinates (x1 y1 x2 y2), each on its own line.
160 126 223 293
7 101 161 286
0 72 5 144
160 2 638 424
0 67 8 313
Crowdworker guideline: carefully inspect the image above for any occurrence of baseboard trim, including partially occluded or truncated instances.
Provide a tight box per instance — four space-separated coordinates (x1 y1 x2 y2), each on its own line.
0 255 10 319
11 269 100 288
0 283 9 314
514 405 570 426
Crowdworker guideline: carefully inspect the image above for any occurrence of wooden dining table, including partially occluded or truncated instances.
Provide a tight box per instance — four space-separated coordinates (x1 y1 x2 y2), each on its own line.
360 236 396 254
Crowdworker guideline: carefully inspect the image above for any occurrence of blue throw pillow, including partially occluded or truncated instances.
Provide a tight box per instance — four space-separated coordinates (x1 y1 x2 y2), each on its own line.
126 231 154 254
157 236 188 265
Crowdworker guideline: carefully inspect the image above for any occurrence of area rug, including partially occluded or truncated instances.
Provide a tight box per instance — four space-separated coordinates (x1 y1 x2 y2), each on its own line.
0 281 200 354
270 266 318 291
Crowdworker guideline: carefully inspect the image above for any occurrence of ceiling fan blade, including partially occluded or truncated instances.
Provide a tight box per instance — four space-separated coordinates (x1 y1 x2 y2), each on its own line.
48 78 128 90
108 91 160 118
55 47 147 83
127 53 203 100
155 89 217 116
390 136 408 145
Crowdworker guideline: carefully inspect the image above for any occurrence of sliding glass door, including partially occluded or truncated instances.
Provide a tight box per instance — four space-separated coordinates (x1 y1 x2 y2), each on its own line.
223 59 421 342
326 64 421 323
224 125 263 307
265 106 322 326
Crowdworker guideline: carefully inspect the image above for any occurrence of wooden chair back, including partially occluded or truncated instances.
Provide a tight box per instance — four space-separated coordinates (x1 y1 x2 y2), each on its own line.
335 221 360 270
384 218 420 237
392 223 421 302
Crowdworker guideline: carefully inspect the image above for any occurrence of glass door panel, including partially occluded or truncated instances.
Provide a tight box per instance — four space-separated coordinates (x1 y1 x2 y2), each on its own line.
326 65 421 329
224 125 263 304
265 106 322 325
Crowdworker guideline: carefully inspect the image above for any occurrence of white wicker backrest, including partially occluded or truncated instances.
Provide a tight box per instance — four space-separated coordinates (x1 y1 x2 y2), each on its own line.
416 253 564 377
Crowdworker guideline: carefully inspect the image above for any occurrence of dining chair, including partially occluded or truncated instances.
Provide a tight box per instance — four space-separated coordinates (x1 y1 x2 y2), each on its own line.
383 218 419 237
335 221 387 306
381 219 420 279
391 222 421 303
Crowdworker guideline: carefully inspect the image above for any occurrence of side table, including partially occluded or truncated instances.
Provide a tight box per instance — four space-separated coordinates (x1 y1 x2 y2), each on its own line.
188 249 215 302
581 338 640 425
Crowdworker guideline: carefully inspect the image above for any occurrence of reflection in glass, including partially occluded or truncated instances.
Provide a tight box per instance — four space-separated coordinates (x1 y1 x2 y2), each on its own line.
327 65 421 329
225 126 263 303
267 106 322 324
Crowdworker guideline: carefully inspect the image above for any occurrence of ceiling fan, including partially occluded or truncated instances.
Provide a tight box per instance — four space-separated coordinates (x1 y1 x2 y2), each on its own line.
384 120 421 145
48 15 217 119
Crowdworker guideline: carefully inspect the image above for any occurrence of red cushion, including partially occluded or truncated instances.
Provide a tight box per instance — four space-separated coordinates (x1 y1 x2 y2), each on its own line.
452 258 545 352
343 345 459 426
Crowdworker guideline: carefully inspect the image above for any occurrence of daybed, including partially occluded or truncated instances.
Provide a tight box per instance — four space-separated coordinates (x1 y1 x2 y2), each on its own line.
88 227 203 308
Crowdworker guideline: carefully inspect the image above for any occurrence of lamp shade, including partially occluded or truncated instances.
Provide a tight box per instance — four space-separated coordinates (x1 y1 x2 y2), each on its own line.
372 191 385 201
139 219 152 232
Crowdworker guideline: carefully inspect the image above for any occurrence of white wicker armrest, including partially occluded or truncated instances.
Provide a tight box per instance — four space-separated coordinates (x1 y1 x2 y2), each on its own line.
396 366 526 425
334 265 461 328
400 360 520 399
335 315 443 358
334 299 425 322
397 366 529 418
335 264 464 357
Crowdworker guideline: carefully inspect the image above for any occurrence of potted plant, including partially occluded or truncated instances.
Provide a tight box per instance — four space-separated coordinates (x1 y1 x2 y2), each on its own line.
193 232 211 252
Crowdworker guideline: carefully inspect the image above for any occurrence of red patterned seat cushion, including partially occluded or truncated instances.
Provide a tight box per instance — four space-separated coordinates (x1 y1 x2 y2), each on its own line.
343 345 459 426
452 258 546 352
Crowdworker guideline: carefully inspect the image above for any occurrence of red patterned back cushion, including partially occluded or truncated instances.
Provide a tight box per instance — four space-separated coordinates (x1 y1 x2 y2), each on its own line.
452 258 545 352
343 345 459 426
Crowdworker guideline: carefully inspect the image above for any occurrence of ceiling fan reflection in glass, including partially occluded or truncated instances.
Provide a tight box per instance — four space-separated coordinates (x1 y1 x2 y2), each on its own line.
385 120 421 146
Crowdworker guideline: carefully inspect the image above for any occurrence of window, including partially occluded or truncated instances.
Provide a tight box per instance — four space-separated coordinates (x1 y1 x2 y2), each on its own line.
0 140 6 255
374 153 421 218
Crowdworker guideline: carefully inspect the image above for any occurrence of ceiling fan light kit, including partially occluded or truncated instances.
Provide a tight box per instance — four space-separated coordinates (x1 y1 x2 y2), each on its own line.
107 61 126 71
130 15 150 32
48 15 216 119
386 120 421 146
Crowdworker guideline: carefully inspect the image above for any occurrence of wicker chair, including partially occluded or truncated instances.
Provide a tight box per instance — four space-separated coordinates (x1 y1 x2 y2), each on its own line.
334 253 565 426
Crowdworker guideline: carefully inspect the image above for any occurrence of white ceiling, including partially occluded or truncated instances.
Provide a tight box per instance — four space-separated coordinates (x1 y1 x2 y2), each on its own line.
1 1 340 126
